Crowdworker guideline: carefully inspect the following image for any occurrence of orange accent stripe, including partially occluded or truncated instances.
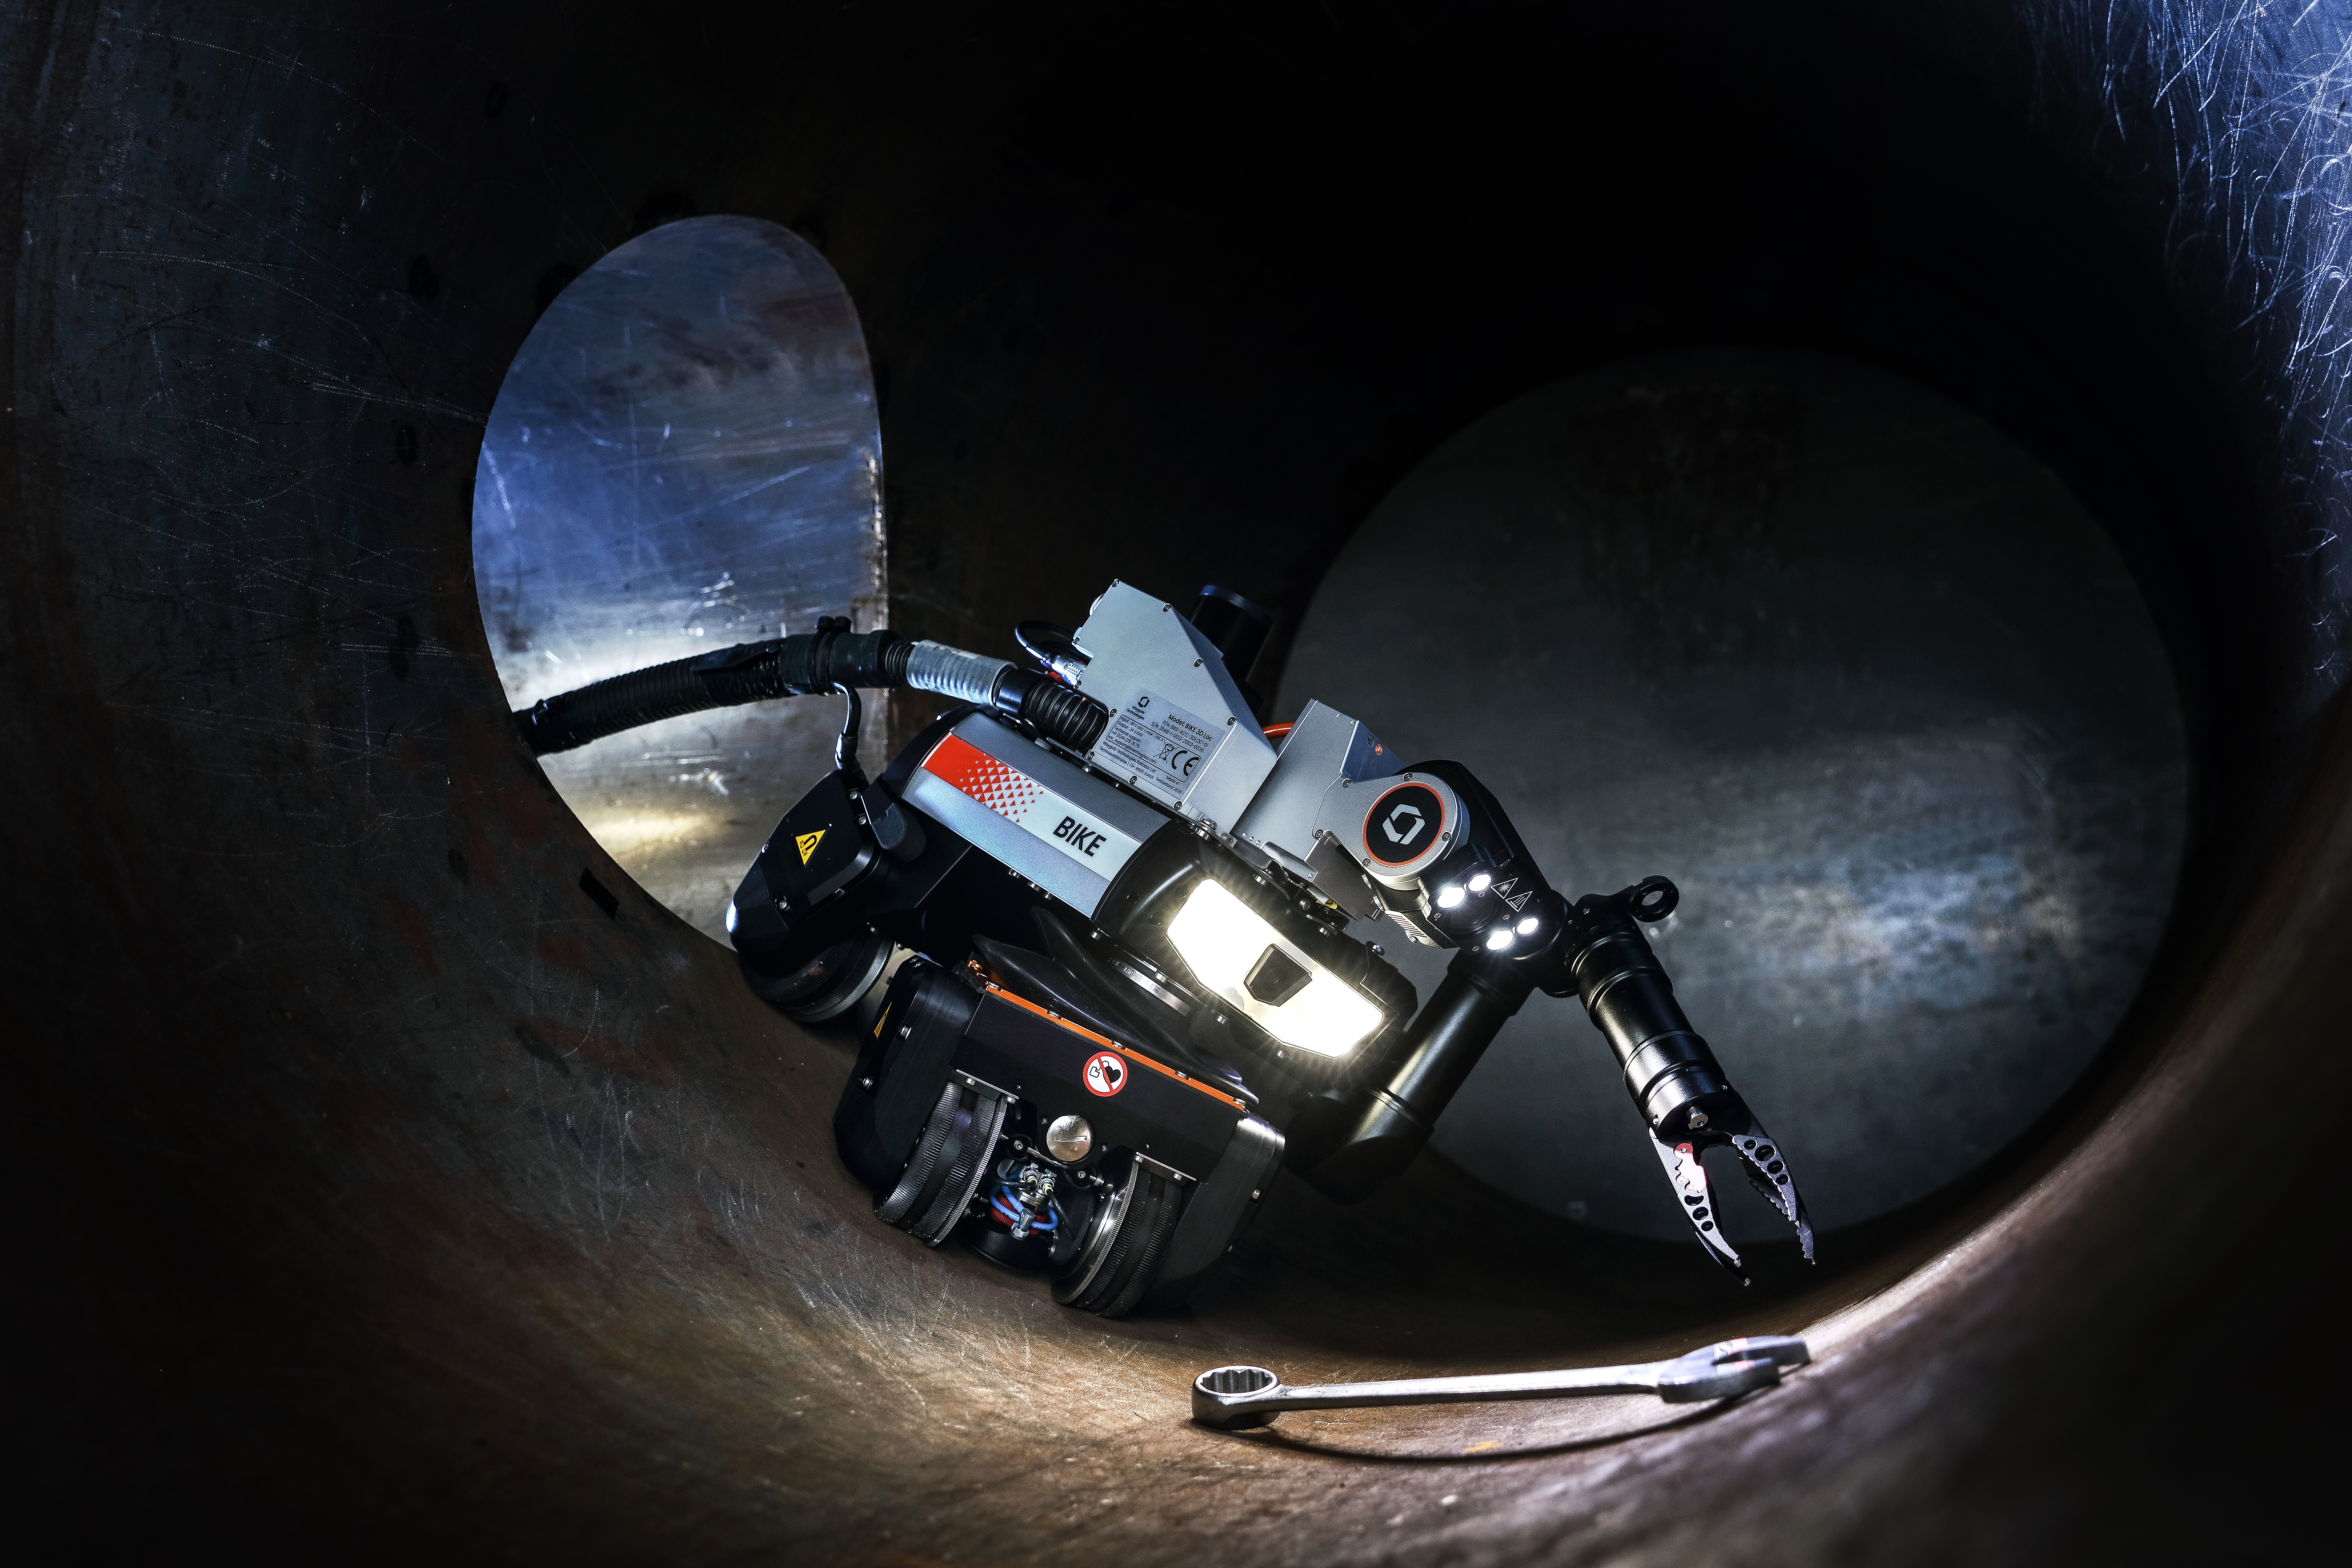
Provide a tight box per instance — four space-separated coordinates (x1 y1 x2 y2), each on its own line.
921 731 1049 818
920 730 986 782
1263 721 1294 739
984 985 1248 1113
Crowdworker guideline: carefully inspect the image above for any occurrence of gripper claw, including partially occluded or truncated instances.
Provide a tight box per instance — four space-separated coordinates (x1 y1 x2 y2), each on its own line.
1646 1099 1816 1278
1728 1115 1815 1263
1652 1132 1748 1283
1556 877 1816 1280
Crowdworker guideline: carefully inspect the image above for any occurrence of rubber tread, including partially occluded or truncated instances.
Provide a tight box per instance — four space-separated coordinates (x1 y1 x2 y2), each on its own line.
1050 1163 1135 1306
910 1091 1006 1245
1099 1174 1185 1319
875 1081 962 1226
779 935 892 1024
1071 1166 1184 1317
1084 1174 1172 1316
1066 1181 1144 1312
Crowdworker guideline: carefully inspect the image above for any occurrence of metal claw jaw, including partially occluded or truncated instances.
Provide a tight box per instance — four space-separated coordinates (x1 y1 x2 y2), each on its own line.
1649 1099 1816 1284
1727 1114 1815 1262
1653 1133 1748 1281
1553 878 1816 1280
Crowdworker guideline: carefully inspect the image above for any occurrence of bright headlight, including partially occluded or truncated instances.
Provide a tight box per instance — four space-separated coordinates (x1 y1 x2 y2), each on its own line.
1165 878 1383 1059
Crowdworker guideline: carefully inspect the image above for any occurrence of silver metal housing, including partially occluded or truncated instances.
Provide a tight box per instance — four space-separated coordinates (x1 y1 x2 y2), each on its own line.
898 712 1169 917
1069 582 1279 834
1234 700 1397 871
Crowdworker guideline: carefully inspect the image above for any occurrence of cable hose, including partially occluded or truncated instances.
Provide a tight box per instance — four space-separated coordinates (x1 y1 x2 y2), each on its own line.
514 624 913 755
512 624 1111 756
903 641 1010 704
1012 677 1110 752
512 654 745 754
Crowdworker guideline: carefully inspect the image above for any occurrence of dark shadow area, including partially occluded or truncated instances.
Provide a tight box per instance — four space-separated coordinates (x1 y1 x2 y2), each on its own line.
1212 1396 1734 1465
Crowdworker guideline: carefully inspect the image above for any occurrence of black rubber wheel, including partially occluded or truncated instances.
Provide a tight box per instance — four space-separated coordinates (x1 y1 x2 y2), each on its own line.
874 1083 1007 1246
1053 1156 1186 1319
739 933 891 1023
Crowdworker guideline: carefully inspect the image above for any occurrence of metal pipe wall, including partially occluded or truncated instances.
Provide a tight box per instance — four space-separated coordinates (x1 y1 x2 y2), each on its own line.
6 2 2342 1560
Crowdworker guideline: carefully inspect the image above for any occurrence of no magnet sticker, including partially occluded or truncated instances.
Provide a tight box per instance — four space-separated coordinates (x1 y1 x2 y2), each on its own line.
1082 1051 1129 1097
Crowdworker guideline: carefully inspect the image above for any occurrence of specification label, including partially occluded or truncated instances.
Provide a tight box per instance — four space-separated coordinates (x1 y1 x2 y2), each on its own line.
1097 690 1224 802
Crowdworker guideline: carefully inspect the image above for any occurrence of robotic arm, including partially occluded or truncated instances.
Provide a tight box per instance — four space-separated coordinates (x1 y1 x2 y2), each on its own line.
1202 675 1813 1277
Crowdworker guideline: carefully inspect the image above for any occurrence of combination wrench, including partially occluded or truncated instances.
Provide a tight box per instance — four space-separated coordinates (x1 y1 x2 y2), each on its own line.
1191 1335 1809 1428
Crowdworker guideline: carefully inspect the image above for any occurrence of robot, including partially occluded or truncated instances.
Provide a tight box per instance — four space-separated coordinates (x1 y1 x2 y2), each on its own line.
517 580 1813 1316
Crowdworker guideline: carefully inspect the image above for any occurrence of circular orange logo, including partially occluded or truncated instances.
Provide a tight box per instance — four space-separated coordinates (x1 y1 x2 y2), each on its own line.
1363 781 1444 866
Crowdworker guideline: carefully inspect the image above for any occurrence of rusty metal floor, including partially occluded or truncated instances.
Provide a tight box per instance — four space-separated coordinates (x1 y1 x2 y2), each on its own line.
5 2 2344 1561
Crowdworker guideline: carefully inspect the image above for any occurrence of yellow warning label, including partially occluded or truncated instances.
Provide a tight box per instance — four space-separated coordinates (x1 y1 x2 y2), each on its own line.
796 829 826 864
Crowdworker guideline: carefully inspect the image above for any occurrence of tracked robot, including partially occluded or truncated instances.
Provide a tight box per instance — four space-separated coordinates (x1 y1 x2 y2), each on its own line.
517 581 1814 1316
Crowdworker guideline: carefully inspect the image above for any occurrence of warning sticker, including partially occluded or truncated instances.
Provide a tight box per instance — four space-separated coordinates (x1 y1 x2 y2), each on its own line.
1096 690 1224 803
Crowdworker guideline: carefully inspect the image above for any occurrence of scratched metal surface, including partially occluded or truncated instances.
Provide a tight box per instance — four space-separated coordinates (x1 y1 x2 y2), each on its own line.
5 1 2346 1563
473 215 884 940
1282 348 2186 1242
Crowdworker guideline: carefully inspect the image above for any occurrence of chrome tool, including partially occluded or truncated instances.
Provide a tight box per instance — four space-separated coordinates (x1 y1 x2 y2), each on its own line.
1190 1335 1811 1429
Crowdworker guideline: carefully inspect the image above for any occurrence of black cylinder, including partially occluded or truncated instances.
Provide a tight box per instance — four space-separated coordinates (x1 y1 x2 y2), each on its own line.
1297 949 1536 1203
1188 585 1272 682
1564 892 1734 1134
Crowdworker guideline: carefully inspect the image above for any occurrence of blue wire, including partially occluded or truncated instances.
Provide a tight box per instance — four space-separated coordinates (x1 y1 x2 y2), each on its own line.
989 1183 1062 1236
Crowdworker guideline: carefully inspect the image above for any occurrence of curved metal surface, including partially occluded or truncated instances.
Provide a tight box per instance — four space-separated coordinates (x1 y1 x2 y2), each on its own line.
1282 348 2186 1240
5 1 2344 1564
473 215 884 939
